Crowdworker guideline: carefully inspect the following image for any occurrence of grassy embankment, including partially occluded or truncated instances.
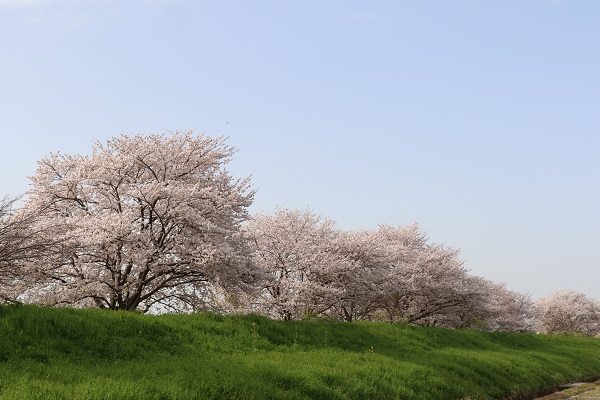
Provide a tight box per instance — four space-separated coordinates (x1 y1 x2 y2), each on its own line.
0 304 599 400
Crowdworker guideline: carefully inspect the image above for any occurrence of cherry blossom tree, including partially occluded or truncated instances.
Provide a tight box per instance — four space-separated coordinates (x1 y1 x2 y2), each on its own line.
243 208 352 320
0 197 23 284
535 290 600 336
20 131 254 311
329 229 389 321
482 282 536 333
364 225 534 331
0 196 28 302
0 196 58 303
366 224 484 327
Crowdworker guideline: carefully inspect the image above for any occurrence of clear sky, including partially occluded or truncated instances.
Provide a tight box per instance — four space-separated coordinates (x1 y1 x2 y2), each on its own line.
1 0 598 301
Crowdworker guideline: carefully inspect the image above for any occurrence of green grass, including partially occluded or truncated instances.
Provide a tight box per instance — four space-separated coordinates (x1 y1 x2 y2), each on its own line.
0 304 599 399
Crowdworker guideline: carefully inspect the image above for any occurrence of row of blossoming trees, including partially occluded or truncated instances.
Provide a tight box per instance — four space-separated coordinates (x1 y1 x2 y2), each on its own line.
1 132 598 335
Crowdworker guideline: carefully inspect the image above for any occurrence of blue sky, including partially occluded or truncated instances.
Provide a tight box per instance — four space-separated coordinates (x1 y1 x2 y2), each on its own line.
1 0 598 300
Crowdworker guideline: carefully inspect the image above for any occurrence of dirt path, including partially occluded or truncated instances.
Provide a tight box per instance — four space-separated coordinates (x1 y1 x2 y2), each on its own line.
535 379 600 399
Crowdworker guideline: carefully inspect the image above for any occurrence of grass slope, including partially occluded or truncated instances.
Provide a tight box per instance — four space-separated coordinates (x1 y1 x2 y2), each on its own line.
0 305 599 400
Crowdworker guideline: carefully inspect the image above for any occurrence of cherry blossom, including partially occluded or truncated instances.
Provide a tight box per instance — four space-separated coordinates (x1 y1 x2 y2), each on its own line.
243 208 351 320
535 290 600 336
19 131 254 311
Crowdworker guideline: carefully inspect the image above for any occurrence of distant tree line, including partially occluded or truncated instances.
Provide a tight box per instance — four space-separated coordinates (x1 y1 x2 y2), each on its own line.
1 131 598 336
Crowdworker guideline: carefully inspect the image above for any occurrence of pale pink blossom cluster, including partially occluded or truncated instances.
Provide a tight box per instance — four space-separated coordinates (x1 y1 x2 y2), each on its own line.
8 131 254 312
535 290 600 336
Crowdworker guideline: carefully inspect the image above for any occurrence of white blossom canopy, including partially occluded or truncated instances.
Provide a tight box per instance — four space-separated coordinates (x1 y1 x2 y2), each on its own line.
21 131 254 311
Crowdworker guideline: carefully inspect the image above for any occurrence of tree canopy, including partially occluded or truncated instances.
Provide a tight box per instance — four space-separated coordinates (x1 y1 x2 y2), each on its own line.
1 131 597 336
19 131 254 311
